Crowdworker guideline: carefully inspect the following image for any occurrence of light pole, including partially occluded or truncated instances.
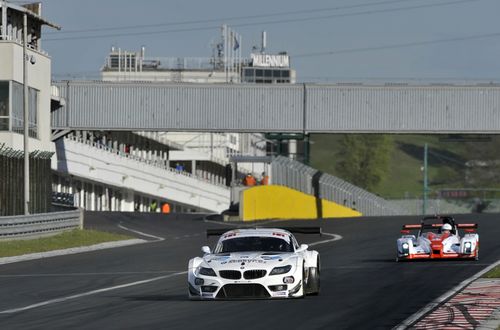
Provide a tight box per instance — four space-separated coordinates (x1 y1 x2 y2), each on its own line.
23 13 29 215
422 143 428 215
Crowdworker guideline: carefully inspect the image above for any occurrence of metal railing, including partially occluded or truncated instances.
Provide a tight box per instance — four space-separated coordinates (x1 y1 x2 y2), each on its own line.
0 144 53 216
0 208 83 240
271 156 401 216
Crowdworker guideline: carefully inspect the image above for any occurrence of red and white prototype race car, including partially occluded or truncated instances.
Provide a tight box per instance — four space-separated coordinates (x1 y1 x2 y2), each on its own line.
396 215 479 261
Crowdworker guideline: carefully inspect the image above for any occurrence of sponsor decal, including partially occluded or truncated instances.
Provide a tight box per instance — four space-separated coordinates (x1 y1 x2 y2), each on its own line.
228 259 265 264
272 291 287 297
210 256 231 262
261 255 282 261
202 293 214 297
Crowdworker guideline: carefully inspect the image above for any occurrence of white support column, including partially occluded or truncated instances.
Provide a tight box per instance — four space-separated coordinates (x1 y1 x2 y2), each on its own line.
122 189 135 212
289 140 297 160
80 186 85 209
1 3 7 40
90 185 96 211
103 187 109 211
192 160 197 175
97 193 102 211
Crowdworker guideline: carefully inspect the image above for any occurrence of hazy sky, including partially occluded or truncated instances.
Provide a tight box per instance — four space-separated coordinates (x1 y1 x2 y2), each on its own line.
26 0 500 82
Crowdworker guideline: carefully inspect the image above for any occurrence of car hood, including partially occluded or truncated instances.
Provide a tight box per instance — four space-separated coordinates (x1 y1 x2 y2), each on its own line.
203 252 295 270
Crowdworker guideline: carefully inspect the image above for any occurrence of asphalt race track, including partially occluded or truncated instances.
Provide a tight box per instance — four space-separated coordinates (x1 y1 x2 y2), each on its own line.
0 212 499 329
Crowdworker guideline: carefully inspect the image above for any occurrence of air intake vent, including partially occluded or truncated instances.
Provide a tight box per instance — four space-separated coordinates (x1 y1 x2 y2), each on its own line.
219 270 241 279
244 269 266 279
216 284 270 298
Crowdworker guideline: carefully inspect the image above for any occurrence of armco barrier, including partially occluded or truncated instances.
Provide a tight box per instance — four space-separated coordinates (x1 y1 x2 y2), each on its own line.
271 156 401 216
0 209 83 240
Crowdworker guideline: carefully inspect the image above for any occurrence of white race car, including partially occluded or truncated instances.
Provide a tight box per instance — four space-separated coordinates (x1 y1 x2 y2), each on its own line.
188 227 321 299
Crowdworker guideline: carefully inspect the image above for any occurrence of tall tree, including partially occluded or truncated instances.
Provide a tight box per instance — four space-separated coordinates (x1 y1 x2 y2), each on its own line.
336 134 393 191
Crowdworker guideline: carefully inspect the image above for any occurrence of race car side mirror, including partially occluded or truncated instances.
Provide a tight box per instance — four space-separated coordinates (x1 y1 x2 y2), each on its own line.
297 244 308 252
401 230 410 234
201 246 211 254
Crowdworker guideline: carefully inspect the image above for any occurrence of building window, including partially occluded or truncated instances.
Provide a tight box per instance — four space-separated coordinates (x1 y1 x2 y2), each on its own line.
244 68 254 78
11 81 38 138
242 67 291 84
0 81 8 131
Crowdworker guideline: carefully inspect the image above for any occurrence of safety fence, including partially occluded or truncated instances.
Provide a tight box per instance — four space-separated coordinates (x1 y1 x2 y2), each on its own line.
386 198 500 215
0 208 83 240
271 156 401 216
0 144 53 216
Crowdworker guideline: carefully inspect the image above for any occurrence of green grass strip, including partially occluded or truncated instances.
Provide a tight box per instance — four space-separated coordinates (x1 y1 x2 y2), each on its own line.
0 229 132 258
482 265 500 279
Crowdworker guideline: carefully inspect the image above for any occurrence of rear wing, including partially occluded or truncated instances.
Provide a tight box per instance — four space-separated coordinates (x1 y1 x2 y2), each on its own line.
457 223 478 229
206 226 322 238
402 224 421 230
401 223 444 231
401 223 478 230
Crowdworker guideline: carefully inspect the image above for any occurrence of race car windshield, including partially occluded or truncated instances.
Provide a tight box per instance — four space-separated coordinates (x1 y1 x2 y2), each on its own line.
420 226 441 234
216 237 293 253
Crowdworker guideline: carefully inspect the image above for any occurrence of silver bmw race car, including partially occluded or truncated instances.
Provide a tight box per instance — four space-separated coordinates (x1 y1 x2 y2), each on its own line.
188 227 321 299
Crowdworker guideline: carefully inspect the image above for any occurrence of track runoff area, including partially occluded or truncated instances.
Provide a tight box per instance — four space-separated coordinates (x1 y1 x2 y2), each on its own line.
0 212 498 329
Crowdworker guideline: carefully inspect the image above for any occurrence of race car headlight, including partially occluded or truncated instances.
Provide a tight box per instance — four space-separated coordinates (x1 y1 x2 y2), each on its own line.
464 242 472 253
270 265 292 275
198 267 216 277
402 243 409 250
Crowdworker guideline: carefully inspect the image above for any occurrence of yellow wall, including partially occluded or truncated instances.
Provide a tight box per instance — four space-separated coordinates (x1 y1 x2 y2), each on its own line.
241 185 362 221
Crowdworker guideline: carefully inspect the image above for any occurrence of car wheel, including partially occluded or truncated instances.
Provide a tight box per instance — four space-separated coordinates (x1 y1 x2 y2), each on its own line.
299 262 306 298
304 256 320 295
475 248 479 261
307 267 320 295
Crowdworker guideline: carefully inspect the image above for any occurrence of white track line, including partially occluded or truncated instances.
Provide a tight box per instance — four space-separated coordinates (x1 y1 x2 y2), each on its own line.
393 259 500 330
0 224 162 266
117 224 165 241
308 232 343 247
0 271 187 314
0 239 146 266
0 271 181 278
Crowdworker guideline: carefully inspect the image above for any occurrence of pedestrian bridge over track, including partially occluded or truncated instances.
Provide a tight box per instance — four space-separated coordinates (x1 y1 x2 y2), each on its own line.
52 81 500 133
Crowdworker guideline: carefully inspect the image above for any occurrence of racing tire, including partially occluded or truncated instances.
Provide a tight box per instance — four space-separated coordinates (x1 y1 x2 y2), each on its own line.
299 263 306 298
475 248 479 261
306 267 320 295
